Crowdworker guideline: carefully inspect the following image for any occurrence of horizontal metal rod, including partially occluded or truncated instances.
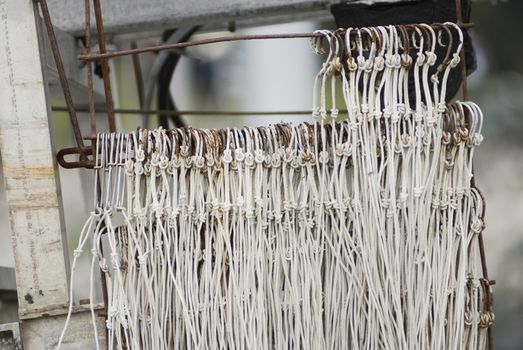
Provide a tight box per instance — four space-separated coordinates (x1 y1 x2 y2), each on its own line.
78 22 474 62
80 33 321 61
51 106 339 116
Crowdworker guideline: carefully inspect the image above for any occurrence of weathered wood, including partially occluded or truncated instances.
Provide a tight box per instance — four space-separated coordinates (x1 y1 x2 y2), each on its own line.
21 310 104 349
0 0 69 318
46 0 418 35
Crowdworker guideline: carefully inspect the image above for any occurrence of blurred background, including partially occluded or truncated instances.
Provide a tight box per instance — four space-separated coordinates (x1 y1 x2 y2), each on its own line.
0 1 522 348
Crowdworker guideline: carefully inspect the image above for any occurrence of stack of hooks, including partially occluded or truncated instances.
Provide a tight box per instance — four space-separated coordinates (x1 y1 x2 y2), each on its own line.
58 23 493 350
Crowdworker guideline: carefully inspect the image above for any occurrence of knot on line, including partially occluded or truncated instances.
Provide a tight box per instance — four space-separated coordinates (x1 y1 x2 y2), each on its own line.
426 52 437 66
73 248 83 258
450 54 461 68
374 56 385 71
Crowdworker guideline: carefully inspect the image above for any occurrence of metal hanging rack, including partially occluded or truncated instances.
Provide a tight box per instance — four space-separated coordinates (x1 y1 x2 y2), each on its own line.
51 106 349 117
34 0 494 348
52 20 476 169
37 0 476 170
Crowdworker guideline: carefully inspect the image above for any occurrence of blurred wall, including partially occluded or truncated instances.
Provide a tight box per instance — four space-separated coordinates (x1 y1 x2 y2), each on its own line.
469 2 523 349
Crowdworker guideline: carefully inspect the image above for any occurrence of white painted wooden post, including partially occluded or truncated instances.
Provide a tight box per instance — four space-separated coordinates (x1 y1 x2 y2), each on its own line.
0 1 103 348
0 0 69 318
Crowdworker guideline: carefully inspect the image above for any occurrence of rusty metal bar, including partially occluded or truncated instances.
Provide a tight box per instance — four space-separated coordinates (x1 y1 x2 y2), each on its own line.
92 0 117 133
459 47 469 101
52 106 329 116
80 33 321 61
37 0 87 160
57 146 95 169
78 22 475 62
455 0 464 24
474 184 495 350
455 0 469 101
85 0 97 141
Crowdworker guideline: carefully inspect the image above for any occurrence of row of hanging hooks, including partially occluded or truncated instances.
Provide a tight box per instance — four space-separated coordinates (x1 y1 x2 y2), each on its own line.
35 0 475 170
92 103 482 175
308 22 464 130
310 23 463 66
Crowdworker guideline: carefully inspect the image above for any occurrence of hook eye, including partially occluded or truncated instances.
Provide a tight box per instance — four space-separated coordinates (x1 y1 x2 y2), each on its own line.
57 146 95 169
433 24 453 65
444 22 464 67
310 32 322 55
398 25 409 54
377 26 388 56
417 23 435 53
345 27 352 59
356 28 364 57
445 22 464 50
365 27 375 52
388 25 399 54
410 26 422 50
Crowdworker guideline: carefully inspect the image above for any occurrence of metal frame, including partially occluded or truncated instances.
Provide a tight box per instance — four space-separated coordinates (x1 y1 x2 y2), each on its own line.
0 0 493 348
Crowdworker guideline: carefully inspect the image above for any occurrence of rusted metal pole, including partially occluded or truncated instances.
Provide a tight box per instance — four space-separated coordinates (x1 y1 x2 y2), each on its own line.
81 33 321 61
37 0 87 160
52 106 334 116
455 0 469 101
459 47 469 101
85 0 97 141
92 0 117 133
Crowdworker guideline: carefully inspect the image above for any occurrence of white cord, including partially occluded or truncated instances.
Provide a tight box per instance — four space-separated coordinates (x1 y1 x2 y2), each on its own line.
58 24 490 350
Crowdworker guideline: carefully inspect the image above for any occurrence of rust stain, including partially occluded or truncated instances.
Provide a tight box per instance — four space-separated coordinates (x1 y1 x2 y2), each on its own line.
3 165 55 178
7 202 59 210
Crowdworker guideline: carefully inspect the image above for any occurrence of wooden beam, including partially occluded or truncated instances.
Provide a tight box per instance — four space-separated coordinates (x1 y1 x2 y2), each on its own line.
0 0 71 318
21 310 105 349
0 2 104 347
